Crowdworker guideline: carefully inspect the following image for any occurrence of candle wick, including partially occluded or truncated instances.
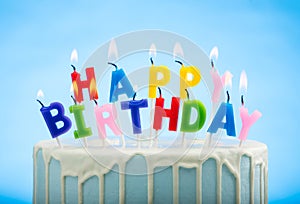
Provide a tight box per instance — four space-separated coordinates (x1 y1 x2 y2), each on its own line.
185 89 190 100
241 95 244 106
133 92 137 100
158 87 162 98
211 60 214 68
150 57 154 65
175 60 183 66
36 99 44 107
226 91 230 103
93 99 98 105
71 64 76 71
71 95 77 105
108 62 118 70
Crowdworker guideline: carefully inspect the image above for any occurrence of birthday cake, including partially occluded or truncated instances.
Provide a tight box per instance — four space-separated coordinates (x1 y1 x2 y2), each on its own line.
34 31 267 203
33 139 267 203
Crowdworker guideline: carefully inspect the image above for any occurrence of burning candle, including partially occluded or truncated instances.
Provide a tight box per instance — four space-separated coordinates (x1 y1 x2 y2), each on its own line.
37 101 72 138
109 62 135 103
121 92 148 134
70 49 98 103
36 90 71 148
71 65 98 103
153 88 180 131
69 96 92 139
207 72 236 136
209 47 233 105
180 89 206 132
176 60 201 99
210 67 223 104
238 71 262 146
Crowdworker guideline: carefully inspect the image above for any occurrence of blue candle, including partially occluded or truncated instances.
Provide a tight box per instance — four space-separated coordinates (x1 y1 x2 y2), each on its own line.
207 92 236 136
121 94 148 134
109 63 135 103
37 100 72 138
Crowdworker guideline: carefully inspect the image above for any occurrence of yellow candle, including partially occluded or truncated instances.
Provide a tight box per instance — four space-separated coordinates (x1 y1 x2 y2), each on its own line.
148 63 170 98
179 64 201 99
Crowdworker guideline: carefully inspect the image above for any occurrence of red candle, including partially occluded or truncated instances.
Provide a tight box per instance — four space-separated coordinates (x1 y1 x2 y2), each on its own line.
153 96 180 131
71 65 98 103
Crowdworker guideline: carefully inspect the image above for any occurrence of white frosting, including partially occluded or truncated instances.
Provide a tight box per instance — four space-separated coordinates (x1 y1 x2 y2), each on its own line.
33 139 268 204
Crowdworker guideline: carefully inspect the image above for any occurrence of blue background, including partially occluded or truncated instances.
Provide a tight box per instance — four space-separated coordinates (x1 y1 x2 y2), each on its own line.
0 0 299 203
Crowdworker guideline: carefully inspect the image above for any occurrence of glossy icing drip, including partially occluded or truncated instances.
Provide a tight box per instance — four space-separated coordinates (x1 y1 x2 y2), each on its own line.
33 139 268 204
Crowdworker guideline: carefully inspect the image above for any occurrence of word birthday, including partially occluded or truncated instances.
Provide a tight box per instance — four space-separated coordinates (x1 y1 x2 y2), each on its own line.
37 54 261 146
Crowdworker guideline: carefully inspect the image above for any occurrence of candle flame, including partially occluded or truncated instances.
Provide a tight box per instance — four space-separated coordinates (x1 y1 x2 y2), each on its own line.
37 89 44 98
173 42 184 59
209 46 219 61
149 43 156 58
70 49 78 63
223 71 233 88
108 39 118 62
239 70 248 93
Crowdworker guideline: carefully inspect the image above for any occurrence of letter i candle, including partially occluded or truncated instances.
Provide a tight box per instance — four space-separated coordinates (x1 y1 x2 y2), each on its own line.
69 96 92 147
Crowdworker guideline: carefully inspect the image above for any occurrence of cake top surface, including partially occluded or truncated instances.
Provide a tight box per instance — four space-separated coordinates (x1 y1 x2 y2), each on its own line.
34 138 267 177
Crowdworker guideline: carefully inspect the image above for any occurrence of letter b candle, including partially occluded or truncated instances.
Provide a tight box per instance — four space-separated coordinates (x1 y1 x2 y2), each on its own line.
37 100 72 138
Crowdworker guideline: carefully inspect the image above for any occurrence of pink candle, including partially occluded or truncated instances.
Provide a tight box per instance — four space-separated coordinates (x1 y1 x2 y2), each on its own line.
94 102 122 139
210 68 223 103
239 103 262 141
238 71 262 142
210 68 232 104
210 47 234 104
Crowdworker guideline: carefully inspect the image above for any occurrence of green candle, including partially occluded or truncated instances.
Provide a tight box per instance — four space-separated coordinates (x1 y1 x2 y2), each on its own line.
180 100 206 132
69 104 92 139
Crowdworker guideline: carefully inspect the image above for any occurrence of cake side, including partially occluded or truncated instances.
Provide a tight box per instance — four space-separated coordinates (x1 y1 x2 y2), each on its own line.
33 139 268 204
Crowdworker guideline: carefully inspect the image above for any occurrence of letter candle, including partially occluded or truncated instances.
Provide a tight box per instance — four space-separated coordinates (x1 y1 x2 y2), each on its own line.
69 95 91 147
109 62 135 103
153 92 180 132
179 89 207 146
94 99 125 148
207 70 236 137
180 90 206 132
238 71 262 147
71 65 98 103
121 92 148 148
210 60 223 105
36 91 72 148
175 60 201 99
